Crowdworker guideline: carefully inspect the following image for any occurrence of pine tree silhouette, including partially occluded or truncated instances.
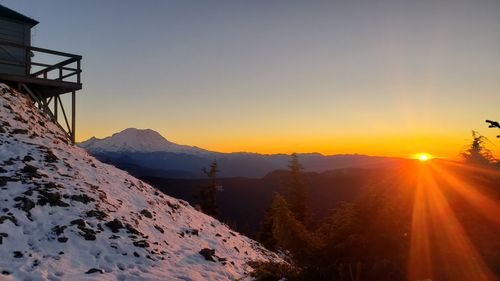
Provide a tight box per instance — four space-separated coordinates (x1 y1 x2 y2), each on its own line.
286 153 310 224
199 160 219 217
461 131 496 166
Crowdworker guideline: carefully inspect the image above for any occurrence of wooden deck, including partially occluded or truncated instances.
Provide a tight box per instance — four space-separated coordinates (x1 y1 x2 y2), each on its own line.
0 74 81 97
0 41 81 142
0 41 82 98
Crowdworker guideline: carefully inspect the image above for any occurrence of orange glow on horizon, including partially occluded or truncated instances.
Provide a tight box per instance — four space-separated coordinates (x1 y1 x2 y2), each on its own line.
77 128 477 159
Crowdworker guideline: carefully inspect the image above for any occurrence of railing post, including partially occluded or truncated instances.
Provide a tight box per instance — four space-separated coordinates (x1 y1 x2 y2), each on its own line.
77 60 81 84
71 91 76 143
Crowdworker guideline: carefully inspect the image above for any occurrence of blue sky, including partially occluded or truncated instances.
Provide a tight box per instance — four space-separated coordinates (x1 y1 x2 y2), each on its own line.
2 0 500 157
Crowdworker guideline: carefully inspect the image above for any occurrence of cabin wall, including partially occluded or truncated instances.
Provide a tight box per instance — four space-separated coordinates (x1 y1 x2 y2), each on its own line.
0 16 30 75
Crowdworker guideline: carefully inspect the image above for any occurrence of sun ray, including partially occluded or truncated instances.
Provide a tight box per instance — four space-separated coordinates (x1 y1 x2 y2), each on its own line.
430 162 500 226
407 163 497 281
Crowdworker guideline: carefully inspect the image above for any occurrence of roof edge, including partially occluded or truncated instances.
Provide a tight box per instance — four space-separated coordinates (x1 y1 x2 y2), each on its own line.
0 4 39 26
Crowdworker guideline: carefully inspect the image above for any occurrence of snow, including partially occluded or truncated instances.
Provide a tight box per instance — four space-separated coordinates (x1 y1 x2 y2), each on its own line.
79 128 209 155
0 84 280 280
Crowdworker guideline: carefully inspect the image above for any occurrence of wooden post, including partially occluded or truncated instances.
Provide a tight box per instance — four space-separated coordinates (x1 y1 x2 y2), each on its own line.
71 91 76 143
54 95 58 121
25 47 30 76
77 60 81 84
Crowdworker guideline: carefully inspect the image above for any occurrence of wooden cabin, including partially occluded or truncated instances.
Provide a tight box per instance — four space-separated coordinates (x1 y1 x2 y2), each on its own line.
0 5 37 75
0 4 82 142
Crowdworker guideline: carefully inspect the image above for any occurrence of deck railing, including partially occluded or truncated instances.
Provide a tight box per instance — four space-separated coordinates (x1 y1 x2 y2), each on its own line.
0 40 81 84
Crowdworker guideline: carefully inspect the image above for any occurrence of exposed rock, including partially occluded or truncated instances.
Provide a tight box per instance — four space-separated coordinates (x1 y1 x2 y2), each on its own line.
37 190 69 207
0 176 8 187
70 219 86 228
14 196 35 213
79 227 97 241
13 251 23 258
21 164 39 177
0 215 17 225
70 219 96 240
22 155 34 162
105 219 124 233
12 128 28 135
199 248 216 262
86 210 107 220
85 268 104 274
0 232 8 244
125 223 140 235
57 237 68 243
71 194 95 204
154 225 164 233
51 225 67 236
140 209 153 219
133 240 149 248
44 150 58 163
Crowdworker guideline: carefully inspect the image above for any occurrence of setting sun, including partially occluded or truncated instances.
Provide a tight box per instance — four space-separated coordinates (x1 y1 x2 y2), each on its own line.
414 153 432 162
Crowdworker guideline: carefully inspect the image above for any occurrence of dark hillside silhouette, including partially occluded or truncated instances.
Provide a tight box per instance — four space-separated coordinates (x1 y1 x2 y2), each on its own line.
250 159 500 280
142 166 394 237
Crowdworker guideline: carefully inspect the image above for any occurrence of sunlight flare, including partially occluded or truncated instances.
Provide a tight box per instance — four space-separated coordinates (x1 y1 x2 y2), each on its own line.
413 153 433 162
407 162 497 281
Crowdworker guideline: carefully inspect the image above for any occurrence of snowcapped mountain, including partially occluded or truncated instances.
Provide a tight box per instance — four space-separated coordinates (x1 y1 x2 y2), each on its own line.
0 83 280 280
79 128 209 155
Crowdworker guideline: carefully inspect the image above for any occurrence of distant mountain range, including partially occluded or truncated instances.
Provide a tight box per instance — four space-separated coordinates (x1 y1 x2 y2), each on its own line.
79 128 403 178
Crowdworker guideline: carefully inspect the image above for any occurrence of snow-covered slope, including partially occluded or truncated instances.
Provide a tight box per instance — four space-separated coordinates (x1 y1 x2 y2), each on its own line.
0 84 279 280
79 128 209 155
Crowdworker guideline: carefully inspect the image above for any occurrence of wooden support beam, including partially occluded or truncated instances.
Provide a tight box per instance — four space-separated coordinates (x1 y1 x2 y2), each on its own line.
57 95 72 137
71 91 76 143
54 96 58 121
19 84 68 139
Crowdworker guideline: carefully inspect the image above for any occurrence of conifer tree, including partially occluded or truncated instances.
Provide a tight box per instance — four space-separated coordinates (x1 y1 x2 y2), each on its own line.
271 194 322 266
199 160 219 217
461 131 496 166
258 193 279 251
286 153 310 224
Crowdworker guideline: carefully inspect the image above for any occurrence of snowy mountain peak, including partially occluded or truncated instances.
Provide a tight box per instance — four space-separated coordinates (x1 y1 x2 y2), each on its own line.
0 84 279 279
79 128 208 154
112 128 170 141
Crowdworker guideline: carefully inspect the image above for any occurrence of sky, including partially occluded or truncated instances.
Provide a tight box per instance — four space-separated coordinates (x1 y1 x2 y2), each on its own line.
3 0 500 158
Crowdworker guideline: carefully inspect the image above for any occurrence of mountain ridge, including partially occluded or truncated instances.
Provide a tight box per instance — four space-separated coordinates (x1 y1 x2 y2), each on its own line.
79 129 401 178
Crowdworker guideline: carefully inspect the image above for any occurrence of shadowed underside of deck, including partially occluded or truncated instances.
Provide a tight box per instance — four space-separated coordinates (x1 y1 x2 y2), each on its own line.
0 74 81 98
